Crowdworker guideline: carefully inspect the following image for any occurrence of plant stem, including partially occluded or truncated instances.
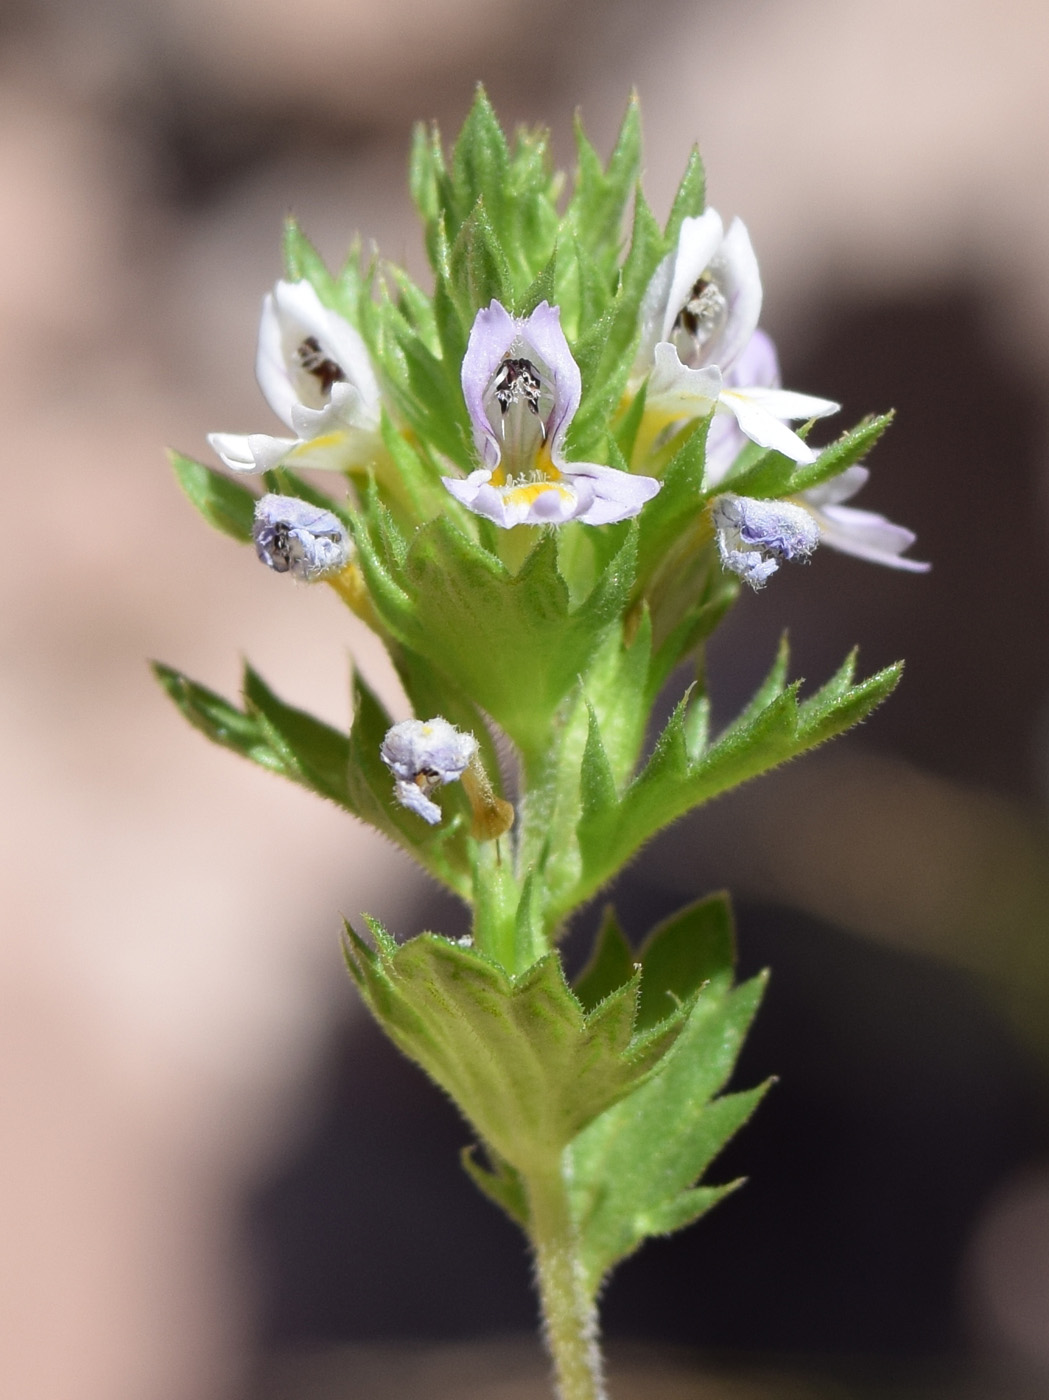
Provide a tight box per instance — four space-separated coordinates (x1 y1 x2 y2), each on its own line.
526 1161 606 1400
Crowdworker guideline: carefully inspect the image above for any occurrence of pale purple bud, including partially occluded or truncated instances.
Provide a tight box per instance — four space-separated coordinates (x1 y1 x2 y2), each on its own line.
713 493 820 589
253 493 350 581
380 717 478 826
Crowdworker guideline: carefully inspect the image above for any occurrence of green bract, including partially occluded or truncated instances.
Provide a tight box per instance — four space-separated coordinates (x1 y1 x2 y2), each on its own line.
158 90 912 1400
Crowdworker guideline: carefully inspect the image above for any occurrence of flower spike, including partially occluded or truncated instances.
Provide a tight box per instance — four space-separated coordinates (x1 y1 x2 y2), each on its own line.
445 300 660 527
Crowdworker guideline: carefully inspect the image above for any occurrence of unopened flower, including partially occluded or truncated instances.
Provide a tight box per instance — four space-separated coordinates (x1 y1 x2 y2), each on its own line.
800 467 930 572
380 717 478 825
712 493 820 588
635 212 837 464
444 300 660 527
253 493 350 581
209 280 381 475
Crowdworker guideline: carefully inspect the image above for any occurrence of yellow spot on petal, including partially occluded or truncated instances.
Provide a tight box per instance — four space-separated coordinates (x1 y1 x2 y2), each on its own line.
502 481 575 510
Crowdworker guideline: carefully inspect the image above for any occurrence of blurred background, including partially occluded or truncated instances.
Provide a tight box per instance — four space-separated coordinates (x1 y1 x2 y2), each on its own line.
6 1 1049 1396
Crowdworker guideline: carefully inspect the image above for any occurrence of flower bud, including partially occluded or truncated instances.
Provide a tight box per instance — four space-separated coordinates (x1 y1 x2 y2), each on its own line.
712 493 819 588
380 717 478 825
253 493 350 581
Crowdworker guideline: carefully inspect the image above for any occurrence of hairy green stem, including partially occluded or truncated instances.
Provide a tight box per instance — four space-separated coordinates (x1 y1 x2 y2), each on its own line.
526 1162 606 1400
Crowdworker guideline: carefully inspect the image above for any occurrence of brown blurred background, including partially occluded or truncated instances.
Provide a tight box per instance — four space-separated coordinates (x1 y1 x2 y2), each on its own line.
6 1 1049 1397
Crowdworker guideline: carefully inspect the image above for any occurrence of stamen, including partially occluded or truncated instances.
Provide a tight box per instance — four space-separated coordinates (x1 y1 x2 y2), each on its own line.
296 336 347 395
674 278 728 348
491 357 542 416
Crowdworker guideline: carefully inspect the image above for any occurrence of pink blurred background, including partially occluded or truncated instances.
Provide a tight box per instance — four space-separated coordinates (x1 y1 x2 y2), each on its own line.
6 2 1049 1396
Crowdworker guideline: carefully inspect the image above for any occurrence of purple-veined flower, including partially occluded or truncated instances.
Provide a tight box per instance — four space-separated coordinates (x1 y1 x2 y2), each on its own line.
209 280 381 475
635 212 838 465
380 717 478 825
252 493 351 581
443 300 660 527
707 331 929 573
712 493 821 588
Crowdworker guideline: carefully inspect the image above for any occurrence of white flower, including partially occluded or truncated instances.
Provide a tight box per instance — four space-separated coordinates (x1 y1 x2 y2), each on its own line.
444 300 660 527
209 280 381 475
712 493 820 589
635 212 838 465
800 467 930 572
380 717 478 825
252 493 350 581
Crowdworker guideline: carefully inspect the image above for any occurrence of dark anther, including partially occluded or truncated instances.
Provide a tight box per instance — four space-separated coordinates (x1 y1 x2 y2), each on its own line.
296 336 347 395
492 357 542 415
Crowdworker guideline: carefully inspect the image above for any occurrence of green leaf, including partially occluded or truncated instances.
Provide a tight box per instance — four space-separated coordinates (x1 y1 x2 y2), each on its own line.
634 416 710 585
664 147 705 246
573 907 636 1013
242 663 353 806
786 412 895 496
716 445 796 501
565 647 902 918
409 121 444 226
170 451 257 543
566 98 642 268
460 1145 529 1227
570 190 667 456
720 413 895 502
354 514 637 760
569 970 768 1293
344 929 684 1174
448 200 514 320
635 892 735 1032
282 217 337 300
152 662 282 770
450 88 511 235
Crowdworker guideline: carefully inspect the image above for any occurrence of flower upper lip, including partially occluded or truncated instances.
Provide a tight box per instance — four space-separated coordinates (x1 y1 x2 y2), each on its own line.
208 279 382 475
256 278 381 439
634 212 839 467
638 209 762 376
461 300 578 476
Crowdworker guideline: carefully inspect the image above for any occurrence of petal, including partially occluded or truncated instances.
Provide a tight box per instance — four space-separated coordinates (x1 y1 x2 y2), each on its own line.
517 301 581 450
562 461 662 525
289 380 376 439
442 461 657 529
813 503 930 572
283 428 379 472
661 210 725 344
718 389 819 464
635 248 675 372
393 778 443 825
255 293 299 429
802 464 869 509
448 474 587 528
461 300 519 468
646 341 723 417
724 327 781 391
704 218 763 371
734 385 840 422
273 280 381 423
207 430 299 475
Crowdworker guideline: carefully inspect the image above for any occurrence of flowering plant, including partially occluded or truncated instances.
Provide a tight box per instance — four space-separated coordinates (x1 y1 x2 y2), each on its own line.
156 92 925 1400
